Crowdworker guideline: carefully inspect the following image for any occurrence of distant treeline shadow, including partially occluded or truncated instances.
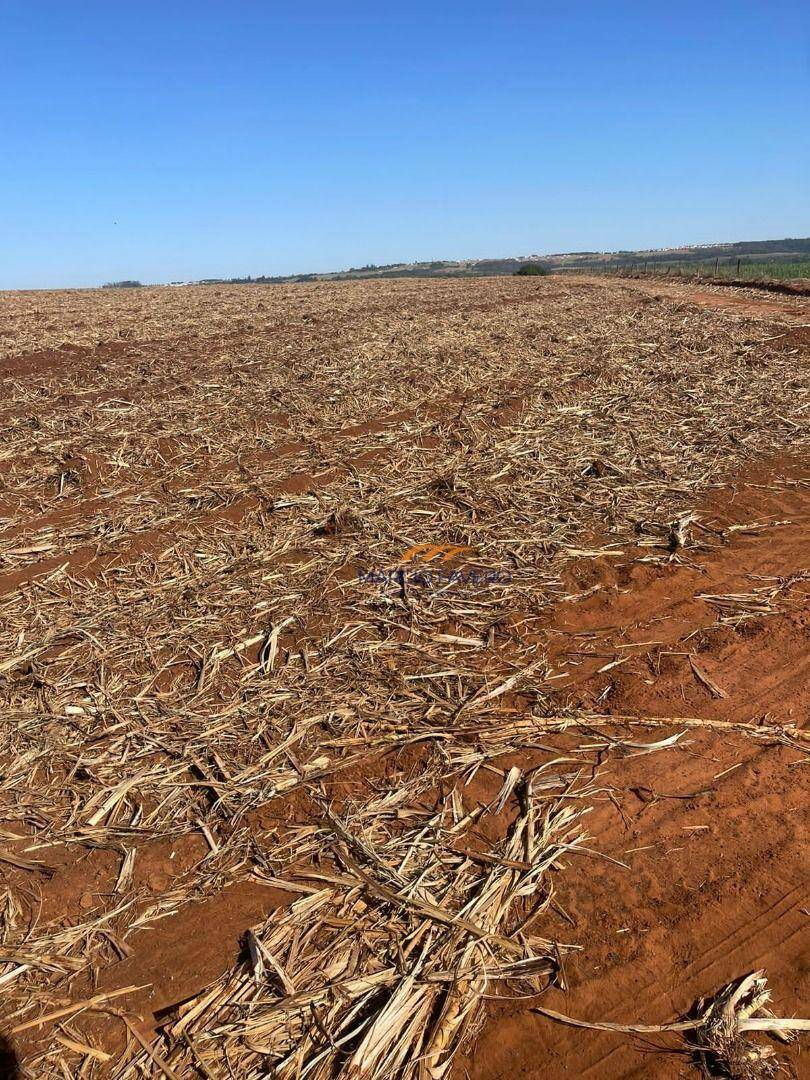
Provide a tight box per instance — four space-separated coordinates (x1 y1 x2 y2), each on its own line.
0 1035 19 1080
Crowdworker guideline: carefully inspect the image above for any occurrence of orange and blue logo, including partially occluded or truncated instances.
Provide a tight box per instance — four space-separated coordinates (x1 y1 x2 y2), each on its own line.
356 542 510 590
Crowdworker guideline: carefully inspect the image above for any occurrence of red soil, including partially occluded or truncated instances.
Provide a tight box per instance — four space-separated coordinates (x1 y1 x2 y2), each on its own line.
458 462 809 1079
11 460 805 1077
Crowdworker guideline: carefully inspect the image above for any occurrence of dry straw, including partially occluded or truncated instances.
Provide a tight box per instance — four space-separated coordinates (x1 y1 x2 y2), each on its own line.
0 277 806 1073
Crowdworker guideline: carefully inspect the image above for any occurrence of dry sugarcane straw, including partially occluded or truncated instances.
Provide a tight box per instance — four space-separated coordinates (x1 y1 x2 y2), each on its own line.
112 767 595 1078
0 277 806 1072
535 970 809 1080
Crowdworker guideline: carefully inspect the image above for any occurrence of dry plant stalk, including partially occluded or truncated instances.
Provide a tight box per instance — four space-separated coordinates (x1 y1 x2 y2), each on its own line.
0 277 805 1074
114 769 587 1078
537 969 809 1080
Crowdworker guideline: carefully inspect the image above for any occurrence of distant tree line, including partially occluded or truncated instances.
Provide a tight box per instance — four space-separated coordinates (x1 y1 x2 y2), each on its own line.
102 280 143 288
152 237 810 288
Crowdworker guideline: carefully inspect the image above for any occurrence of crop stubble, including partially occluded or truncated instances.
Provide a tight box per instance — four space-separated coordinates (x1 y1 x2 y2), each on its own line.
0 276 807 1077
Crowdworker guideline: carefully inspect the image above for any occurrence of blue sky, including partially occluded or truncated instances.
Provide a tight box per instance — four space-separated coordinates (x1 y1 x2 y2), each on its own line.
1 1 808 288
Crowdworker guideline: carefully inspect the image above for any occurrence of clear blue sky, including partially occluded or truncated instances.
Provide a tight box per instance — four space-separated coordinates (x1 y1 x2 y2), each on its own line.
1 1 808 288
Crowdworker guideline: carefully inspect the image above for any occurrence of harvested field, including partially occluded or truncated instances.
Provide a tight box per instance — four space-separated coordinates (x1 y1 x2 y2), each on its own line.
0 275 807 1078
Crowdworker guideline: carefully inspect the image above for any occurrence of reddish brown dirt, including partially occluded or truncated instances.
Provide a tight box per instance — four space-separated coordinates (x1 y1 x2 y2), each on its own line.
460 726 807 1079
457 463 809 1079
598 275 810 321
680 288 808 318
10 463 805 1077
546 460 809 727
